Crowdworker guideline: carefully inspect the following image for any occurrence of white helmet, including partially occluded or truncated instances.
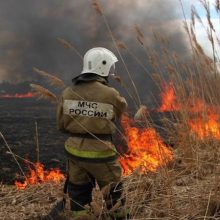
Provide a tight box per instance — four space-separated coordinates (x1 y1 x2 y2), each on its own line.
81 47 118 77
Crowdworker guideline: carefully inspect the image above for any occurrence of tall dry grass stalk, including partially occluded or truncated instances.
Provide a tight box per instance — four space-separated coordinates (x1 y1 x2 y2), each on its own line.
57 38 83 60
35 121 40 163
30 83 58 103
92 0 102 15
0 132 26 179
216 0 220 11
33 67 65 88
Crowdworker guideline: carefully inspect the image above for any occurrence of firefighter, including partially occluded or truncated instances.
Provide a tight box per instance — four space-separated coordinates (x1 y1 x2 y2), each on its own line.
56 47 128 220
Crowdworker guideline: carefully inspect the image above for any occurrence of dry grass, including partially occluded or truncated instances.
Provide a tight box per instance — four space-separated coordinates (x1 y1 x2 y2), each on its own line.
57 38 83 60
30 84 58 103
0 182 64 220
33 68 65 88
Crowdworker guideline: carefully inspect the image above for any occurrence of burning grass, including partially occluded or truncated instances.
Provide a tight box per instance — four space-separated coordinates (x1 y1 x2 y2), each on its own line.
15 161 65 190
119 115 173 176
118 0 220 218
0 92 34 99
121 81 220 219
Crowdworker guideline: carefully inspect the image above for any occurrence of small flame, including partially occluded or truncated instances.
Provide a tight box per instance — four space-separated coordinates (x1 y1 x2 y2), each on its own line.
15 162 64 189
119 115 173 175
188 111 220 140
0 92 34 99
157 82 181 112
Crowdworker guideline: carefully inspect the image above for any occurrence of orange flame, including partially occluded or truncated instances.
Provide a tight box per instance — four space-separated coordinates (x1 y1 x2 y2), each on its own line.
188 111 220 140
157 82 220 140
186 99 220 140
119 115 173 175
15 162 65 189
0 92 34 99
157 82 181 112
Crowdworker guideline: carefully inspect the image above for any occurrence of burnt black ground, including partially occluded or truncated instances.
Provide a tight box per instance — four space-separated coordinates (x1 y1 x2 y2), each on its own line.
0 98 67 184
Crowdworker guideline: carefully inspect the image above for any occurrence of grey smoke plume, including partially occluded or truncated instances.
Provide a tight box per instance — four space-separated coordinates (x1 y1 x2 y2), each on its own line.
0 0 190 104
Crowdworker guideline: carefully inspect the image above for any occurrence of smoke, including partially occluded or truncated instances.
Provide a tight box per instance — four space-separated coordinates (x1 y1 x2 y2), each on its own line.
0 0 190 105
